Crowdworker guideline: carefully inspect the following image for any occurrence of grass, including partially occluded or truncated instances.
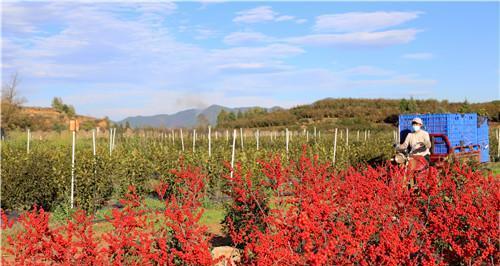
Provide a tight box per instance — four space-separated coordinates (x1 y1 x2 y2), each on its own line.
1 197 226 252
200 207 225 235
487 162 500 175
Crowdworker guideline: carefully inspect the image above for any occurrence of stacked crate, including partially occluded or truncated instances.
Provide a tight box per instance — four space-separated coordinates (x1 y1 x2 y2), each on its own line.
477 116 489 163
398 113 489 162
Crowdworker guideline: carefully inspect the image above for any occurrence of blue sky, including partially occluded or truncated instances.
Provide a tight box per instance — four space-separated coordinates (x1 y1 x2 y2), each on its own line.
2 1 499 120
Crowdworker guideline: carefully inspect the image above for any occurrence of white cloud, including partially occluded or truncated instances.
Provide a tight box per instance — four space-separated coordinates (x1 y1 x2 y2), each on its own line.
276 15 295 22
194 27 217 40
402 52 434 60
296 18 307 24
223 31 273 45
339 65 395 76
234 6 276 23
3 2 437 120
233 6 304 24
314 11 422 32
287 29 420 47
210 44 304 60
216 62 293 74
133 2 177 15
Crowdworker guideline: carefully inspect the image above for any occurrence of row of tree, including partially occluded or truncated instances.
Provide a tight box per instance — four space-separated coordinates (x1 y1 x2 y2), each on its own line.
216 98 499 129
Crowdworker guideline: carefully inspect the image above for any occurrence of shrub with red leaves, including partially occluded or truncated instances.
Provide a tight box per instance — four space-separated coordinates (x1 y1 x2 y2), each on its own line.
2 165 218 266
224 153 499 265
2 153 498 265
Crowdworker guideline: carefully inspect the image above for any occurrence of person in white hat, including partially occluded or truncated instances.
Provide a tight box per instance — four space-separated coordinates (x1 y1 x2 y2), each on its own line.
397 117 431 161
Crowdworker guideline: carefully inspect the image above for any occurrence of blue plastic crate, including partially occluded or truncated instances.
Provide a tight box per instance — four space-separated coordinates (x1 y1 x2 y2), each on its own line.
399 113 486 162
476 116 489 162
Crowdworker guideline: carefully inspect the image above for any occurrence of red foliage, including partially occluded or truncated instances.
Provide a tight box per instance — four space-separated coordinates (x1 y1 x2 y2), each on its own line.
2 154 498 265
224 153 499 265
2 165 218 266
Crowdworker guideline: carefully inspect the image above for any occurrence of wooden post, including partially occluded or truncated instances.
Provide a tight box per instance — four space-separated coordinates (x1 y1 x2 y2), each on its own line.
208 126 211 157
333 128 338 164
230 129 236 179
180 129 185 152
70 130 76 209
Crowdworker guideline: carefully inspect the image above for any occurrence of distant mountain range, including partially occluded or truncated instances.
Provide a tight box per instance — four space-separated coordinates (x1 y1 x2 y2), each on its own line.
118 105 281 128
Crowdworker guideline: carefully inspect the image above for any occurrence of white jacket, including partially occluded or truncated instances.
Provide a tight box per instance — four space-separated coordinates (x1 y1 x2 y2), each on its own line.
398 130 431 156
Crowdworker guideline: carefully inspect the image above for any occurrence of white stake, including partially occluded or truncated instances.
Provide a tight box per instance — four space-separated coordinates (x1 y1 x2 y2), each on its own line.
70 130 76 209
256 129 260 150
192 129 196 153
497 128 499 158
306 131 309 142
333 128 338 164
208 126 211 157
230 129 236 179
109 128 112 155
26 128 30 154
346 128 349 147
364 130 367 141
240 128 244 150
286 128 289 155
92 129 96 156
180 129 185 151
226 130 229 143
112 128 116 150
357 130 360 142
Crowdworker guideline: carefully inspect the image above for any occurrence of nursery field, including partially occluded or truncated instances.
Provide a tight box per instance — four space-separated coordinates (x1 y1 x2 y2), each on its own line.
1 128 499 265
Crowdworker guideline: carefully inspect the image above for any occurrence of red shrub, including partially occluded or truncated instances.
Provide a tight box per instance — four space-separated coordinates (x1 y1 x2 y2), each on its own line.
2 165 218 266
3 154 498 265
224 153 499 265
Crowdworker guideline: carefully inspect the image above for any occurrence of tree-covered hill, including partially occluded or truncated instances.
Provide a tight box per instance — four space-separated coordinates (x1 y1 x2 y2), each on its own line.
216 98 499 130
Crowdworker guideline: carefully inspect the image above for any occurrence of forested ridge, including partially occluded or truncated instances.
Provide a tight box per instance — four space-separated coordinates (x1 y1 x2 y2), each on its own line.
216 98 500 129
